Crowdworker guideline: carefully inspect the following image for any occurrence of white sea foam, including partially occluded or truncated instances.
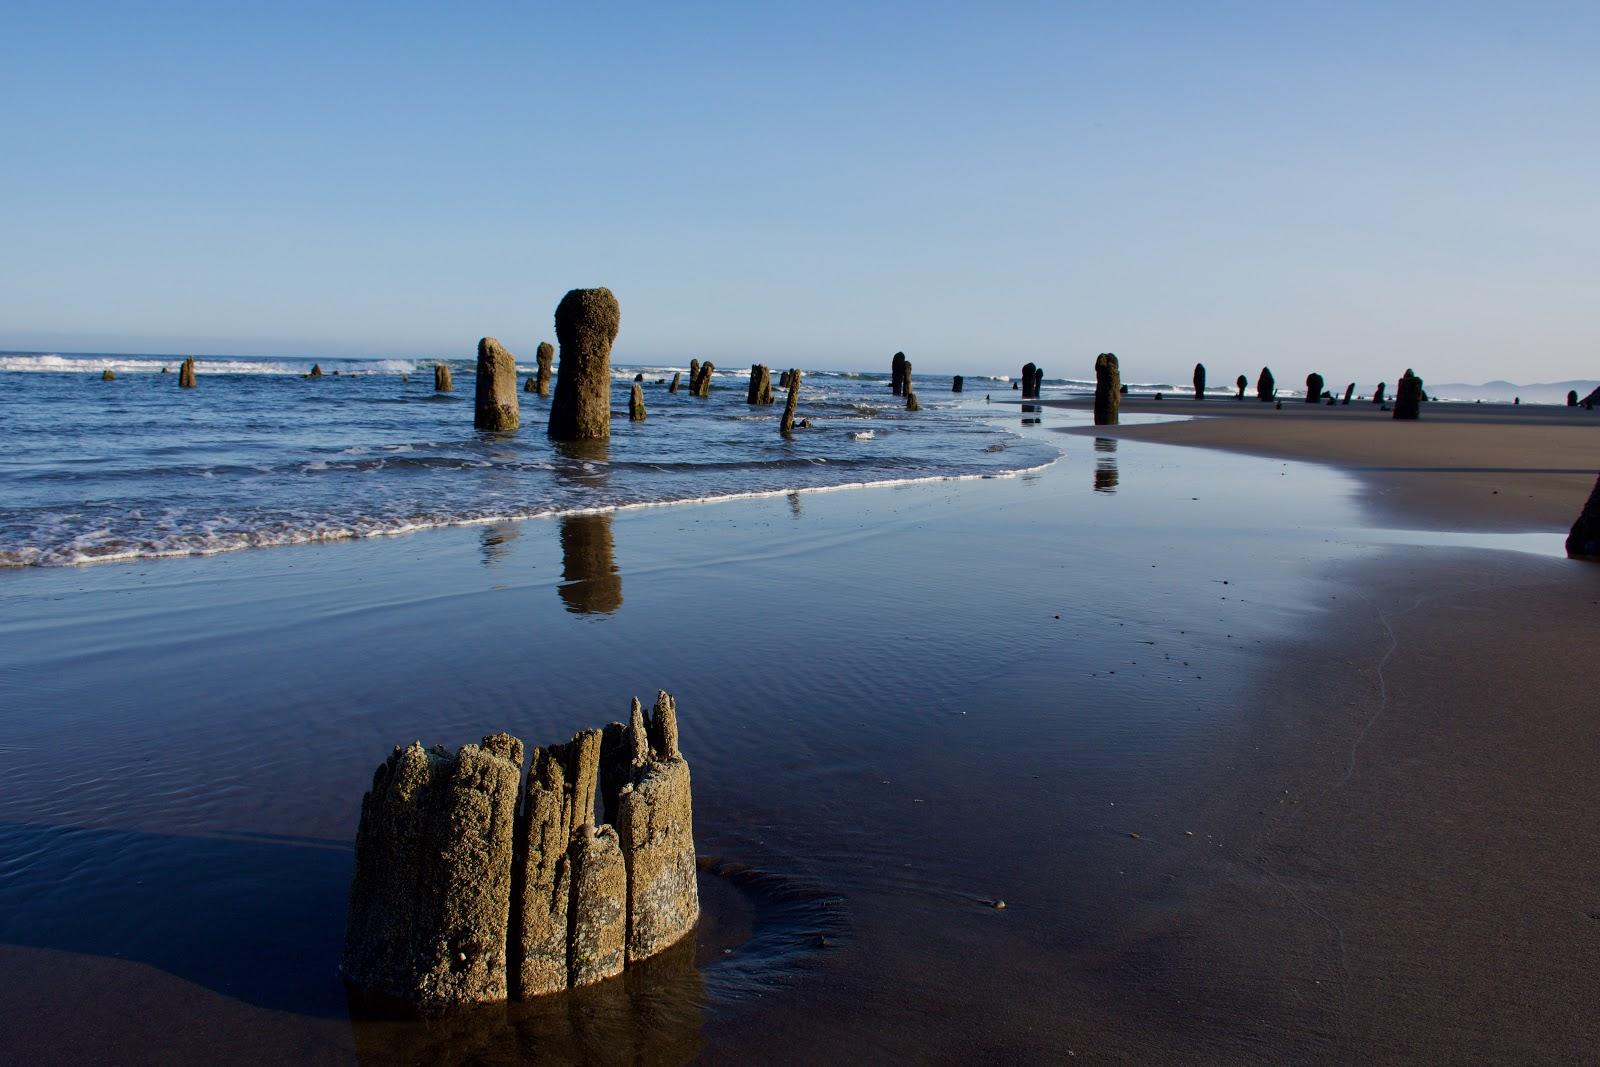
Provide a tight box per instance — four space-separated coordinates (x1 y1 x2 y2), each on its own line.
0 353 422 375
0 459 1059 568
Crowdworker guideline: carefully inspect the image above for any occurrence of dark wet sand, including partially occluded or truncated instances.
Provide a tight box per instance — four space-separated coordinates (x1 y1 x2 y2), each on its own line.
1041 395 1600 532
2 420 1598 1063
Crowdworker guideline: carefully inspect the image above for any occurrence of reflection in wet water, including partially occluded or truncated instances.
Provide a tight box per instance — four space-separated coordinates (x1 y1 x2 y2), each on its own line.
1020 404 1040 426
480 523 521 567
350 936 704 1066
787 492 803 520
1093 437 1119 493
558 513 623 615
551 438 611 488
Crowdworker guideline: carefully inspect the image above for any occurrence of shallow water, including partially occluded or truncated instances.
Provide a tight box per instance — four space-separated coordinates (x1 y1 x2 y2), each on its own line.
0 406 1545 1062
0 352 1051 566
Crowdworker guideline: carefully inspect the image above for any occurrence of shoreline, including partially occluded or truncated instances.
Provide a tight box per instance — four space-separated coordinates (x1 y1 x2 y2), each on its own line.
3 422 1598 1061
1038 396 1600 532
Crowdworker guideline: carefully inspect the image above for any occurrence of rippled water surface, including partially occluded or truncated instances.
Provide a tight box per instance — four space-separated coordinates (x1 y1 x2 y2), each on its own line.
0 351 1056 566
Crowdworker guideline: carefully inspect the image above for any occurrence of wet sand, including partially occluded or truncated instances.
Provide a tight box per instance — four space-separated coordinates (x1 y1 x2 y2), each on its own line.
1042 396 1600 531
3 414 1598 1063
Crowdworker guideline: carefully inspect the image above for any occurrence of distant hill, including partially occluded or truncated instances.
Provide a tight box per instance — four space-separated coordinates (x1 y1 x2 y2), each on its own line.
1430 379 1599 404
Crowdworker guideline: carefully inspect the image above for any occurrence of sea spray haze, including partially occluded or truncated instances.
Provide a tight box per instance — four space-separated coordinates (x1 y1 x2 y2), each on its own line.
0 353 1053 566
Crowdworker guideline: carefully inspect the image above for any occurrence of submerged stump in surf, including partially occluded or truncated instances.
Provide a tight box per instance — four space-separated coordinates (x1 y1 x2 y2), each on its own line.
904 359 920 411
747 364 774 405
669 371 681 394
1568 390 1579 407
101 369 116 381
1256 367 1275 402
1343 383 1355 405
534 341 554 397
548 288 620 441
178 357 197 389
1235 374 1248 399
629 382 646 422
474 337 521 432
1193 363 1206 399
692 361 715 397
687 360 699 392
1094 353 1120 426
1566 474 1600 561
780 369 801 435
344 694 698 1010
435 363 454 392
1021 362 1037 400
1305 372 1324 404
952 375 963 393
1394 369 1423 420
1033 366 1044 397
309 363 323 378
1373 382 1387 405
891 352 907 396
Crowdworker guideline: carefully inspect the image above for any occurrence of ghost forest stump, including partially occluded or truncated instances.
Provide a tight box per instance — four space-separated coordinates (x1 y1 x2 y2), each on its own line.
343 692 698 1011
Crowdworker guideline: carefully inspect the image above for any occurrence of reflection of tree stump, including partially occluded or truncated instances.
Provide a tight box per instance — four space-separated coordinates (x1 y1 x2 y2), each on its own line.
558 513 623 614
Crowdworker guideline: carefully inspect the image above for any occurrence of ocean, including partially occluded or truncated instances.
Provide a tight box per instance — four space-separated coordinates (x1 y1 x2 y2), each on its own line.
0 351 1075 567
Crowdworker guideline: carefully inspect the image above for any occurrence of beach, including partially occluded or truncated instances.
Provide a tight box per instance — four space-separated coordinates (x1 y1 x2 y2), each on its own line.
2 399 1598 1062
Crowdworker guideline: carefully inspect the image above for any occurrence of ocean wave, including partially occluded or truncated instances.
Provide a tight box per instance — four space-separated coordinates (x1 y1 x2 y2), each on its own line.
0 458 1058 568
0 353 423 376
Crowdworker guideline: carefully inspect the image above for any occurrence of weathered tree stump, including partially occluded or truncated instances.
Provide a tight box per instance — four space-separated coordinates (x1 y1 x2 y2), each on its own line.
343 734 525 1009
533 342 553 397
952 375 963 392
1094 353 1120 426
1567 474 1600 560
1373 382 1387 404
1305 372 1324 403
890 352 907 396
1235 373 1247 399
747 365 773 405
309 363 323 378
1394 369 1423 420
629 382 646 422
668 371 681 394
1021 362 1037 400
1256 367 1275 401
548 288 620 441
101 368 116 381
179 357 197 389
1193 363 1206 399
435 363 453 392
904 359 920 411
347 695 699 1010
1342 383 1355 405
475 338 520 431
780 369 801 435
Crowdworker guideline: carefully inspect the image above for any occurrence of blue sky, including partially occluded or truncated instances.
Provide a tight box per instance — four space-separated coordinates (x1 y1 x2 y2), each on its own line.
2 2 1595 383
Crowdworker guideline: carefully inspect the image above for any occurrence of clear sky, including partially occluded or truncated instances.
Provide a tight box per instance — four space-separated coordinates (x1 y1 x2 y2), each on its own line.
2 1 1595 384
